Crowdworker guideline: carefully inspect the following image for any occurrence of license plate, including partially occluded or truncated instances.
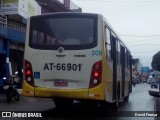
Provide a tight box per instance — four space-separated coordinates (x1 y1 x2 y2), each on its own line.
54 81 68 87
4 85 9 90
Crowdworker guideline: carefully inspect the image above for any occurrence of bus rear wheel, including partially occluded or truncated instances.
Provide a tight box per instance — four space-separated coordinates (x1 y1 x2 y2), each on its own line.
112 85 120 111
112 99 119 111
54 98 73 108
124 95 129 102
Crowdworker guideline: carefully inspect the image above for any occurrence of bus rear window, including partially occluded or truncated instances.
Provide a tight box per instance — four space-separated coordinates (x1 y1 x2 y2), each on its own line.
29 16 97 50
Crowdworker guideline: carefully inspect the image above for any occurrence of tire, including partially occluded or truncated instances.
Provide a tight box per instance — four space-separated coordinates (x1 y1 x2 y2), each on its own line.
13 89 20 101
124 95 129 102
6 90 12 103
124 84 130 102
54 98 73 108
112 99 119 111
111 84 120 111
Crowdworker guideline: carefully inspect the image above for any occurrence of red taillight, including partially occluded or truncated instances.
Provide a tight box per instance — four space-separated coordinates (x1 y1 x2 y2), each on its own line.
24 60 34 86
26 70 31 75
89 61 102 88
94 72 99 77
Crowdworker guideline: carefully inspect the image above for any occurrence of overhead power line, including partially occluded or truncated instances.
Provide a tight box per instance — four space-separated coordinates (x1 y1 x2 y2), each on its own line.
132 50 159 53
120 35 160 37
74 0 160 2
122 38 160 43
128 43 160 46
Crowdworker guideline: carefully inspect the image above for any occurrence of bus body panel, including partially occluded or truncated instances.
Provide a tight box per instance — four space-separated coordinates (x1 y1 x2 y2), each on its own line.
22 12 132 104
22 80 34 96
30 52 95 89
22 79 105 100
22 13 106 100
34 84 105 100
105 61 113 102
124 68 131 96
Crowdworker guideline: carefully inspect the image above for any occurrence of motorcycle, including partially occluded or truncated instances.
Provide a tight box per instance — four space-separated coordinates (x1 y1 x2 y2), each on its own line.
3 75 20 103
132 78 136 87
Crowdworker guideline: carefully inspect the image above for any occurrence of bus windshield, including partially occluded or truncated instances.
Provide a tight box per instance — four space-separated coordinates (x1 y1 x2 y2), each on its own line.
29 16 97 50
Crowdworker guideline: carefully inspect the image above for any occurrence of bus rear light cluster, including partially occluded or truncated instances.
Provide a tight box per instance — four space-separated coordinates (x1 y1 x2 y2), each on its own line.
89 61 102 88
24 60 34 86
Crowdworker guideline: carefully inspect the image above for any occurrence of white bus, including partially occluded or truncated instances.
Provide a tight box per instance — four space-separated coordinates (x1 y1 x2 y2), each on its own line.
22 12 132 110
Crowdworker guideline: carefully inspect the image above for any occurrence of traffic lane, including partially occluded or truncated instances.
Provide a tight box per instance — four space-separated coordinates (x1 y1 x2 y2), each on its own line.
0 106 155 120
0 83 156 120
39 102 128 120
41 101 155 120
0 95 119 119
0 100 125 120
120 83 155 111
117 83 155 120
0 96 138 120
0 95 54 111
47 83 155 120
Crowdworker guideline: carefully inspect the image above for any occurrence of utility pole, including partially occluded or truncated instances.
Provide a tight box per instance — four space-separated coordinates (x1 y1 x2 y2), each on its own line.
0 0 2 12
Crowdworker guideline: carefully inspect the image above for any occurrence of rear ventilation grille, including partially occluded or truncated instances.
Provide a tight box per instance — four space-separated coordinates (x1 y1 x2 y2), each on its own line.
74 55 86 57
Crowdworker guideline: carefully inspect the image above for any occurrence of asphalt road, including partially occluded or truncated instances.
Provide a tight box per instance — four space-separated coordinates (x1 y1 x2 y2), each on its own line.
0 83 157 120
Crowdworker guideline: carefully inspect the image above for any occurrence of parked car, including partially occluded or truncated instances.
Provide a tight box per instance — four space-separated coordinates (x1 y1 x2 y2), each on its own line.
151 82 158 89
147 75 152 84
150 74 158 89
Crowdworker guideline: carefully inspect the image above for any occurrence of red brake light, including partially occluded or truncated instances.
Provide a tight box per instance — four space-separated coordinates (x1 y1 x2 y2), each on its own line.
26 70 31 75
89 61 102 88
94 72 99 77
24 60 34 86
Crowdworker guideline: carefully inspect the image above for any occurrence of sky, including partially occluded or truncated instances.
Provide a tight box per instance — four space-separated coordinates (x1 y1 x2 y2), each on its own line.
72 0 160 68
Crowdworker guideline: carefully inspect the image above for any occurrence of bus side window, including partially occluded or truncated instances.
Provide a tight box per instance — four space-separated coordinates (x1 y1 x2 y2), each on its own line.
32 29 37 43
117 40 121 65
125 49 129 68
37 31 44 44
105 26 111 60
46 35 52 45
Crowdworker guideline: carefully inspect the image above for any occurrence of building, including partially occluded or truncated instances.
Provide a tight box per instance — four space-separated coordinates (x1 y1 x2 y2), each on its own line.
36 0 82 13
0 0 81 88
132 58 142 76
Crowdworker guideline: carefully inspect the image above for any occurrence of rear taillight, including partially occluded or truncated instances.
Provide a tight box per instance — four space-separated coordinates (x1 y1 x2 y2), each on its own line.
24 60 34 86
89 61 102 88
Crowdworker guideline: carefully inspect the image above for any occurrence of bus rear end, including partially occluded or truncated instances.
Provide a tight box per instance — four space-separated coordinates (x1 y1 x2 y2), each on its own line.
22 13 105 102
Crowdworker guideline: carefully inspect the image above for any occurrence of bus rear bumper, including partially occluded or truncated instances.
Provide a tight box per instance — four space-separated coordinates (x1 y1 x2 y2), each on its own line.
22 80 35 97
35 87 88 99
22 80 105 100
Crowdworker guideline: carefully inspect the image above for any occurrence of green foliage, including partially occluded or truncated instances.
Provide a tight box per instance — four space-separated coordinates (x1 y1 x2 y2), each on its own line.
151 51 160 71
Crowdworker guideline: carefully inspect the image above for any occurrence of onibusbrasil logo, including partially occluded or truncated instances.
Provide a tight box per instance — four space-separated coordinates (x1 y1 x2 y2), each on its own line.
1 112 42 118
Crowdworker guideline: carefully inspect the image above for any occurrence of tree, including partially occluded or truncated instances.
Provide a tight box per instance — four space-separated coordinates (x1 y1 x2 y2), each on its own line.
151 51 160 71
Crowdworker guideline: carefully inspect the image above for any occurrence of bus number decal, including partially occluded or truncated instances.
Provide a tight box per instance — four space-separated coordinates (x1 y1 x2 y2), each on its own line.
43 63 82 71
92 50 102 56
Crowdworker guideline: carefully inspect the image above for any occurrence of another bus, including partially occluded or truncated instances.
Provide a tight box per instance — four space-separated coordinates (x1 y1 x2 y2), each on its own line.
22 12 132 110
